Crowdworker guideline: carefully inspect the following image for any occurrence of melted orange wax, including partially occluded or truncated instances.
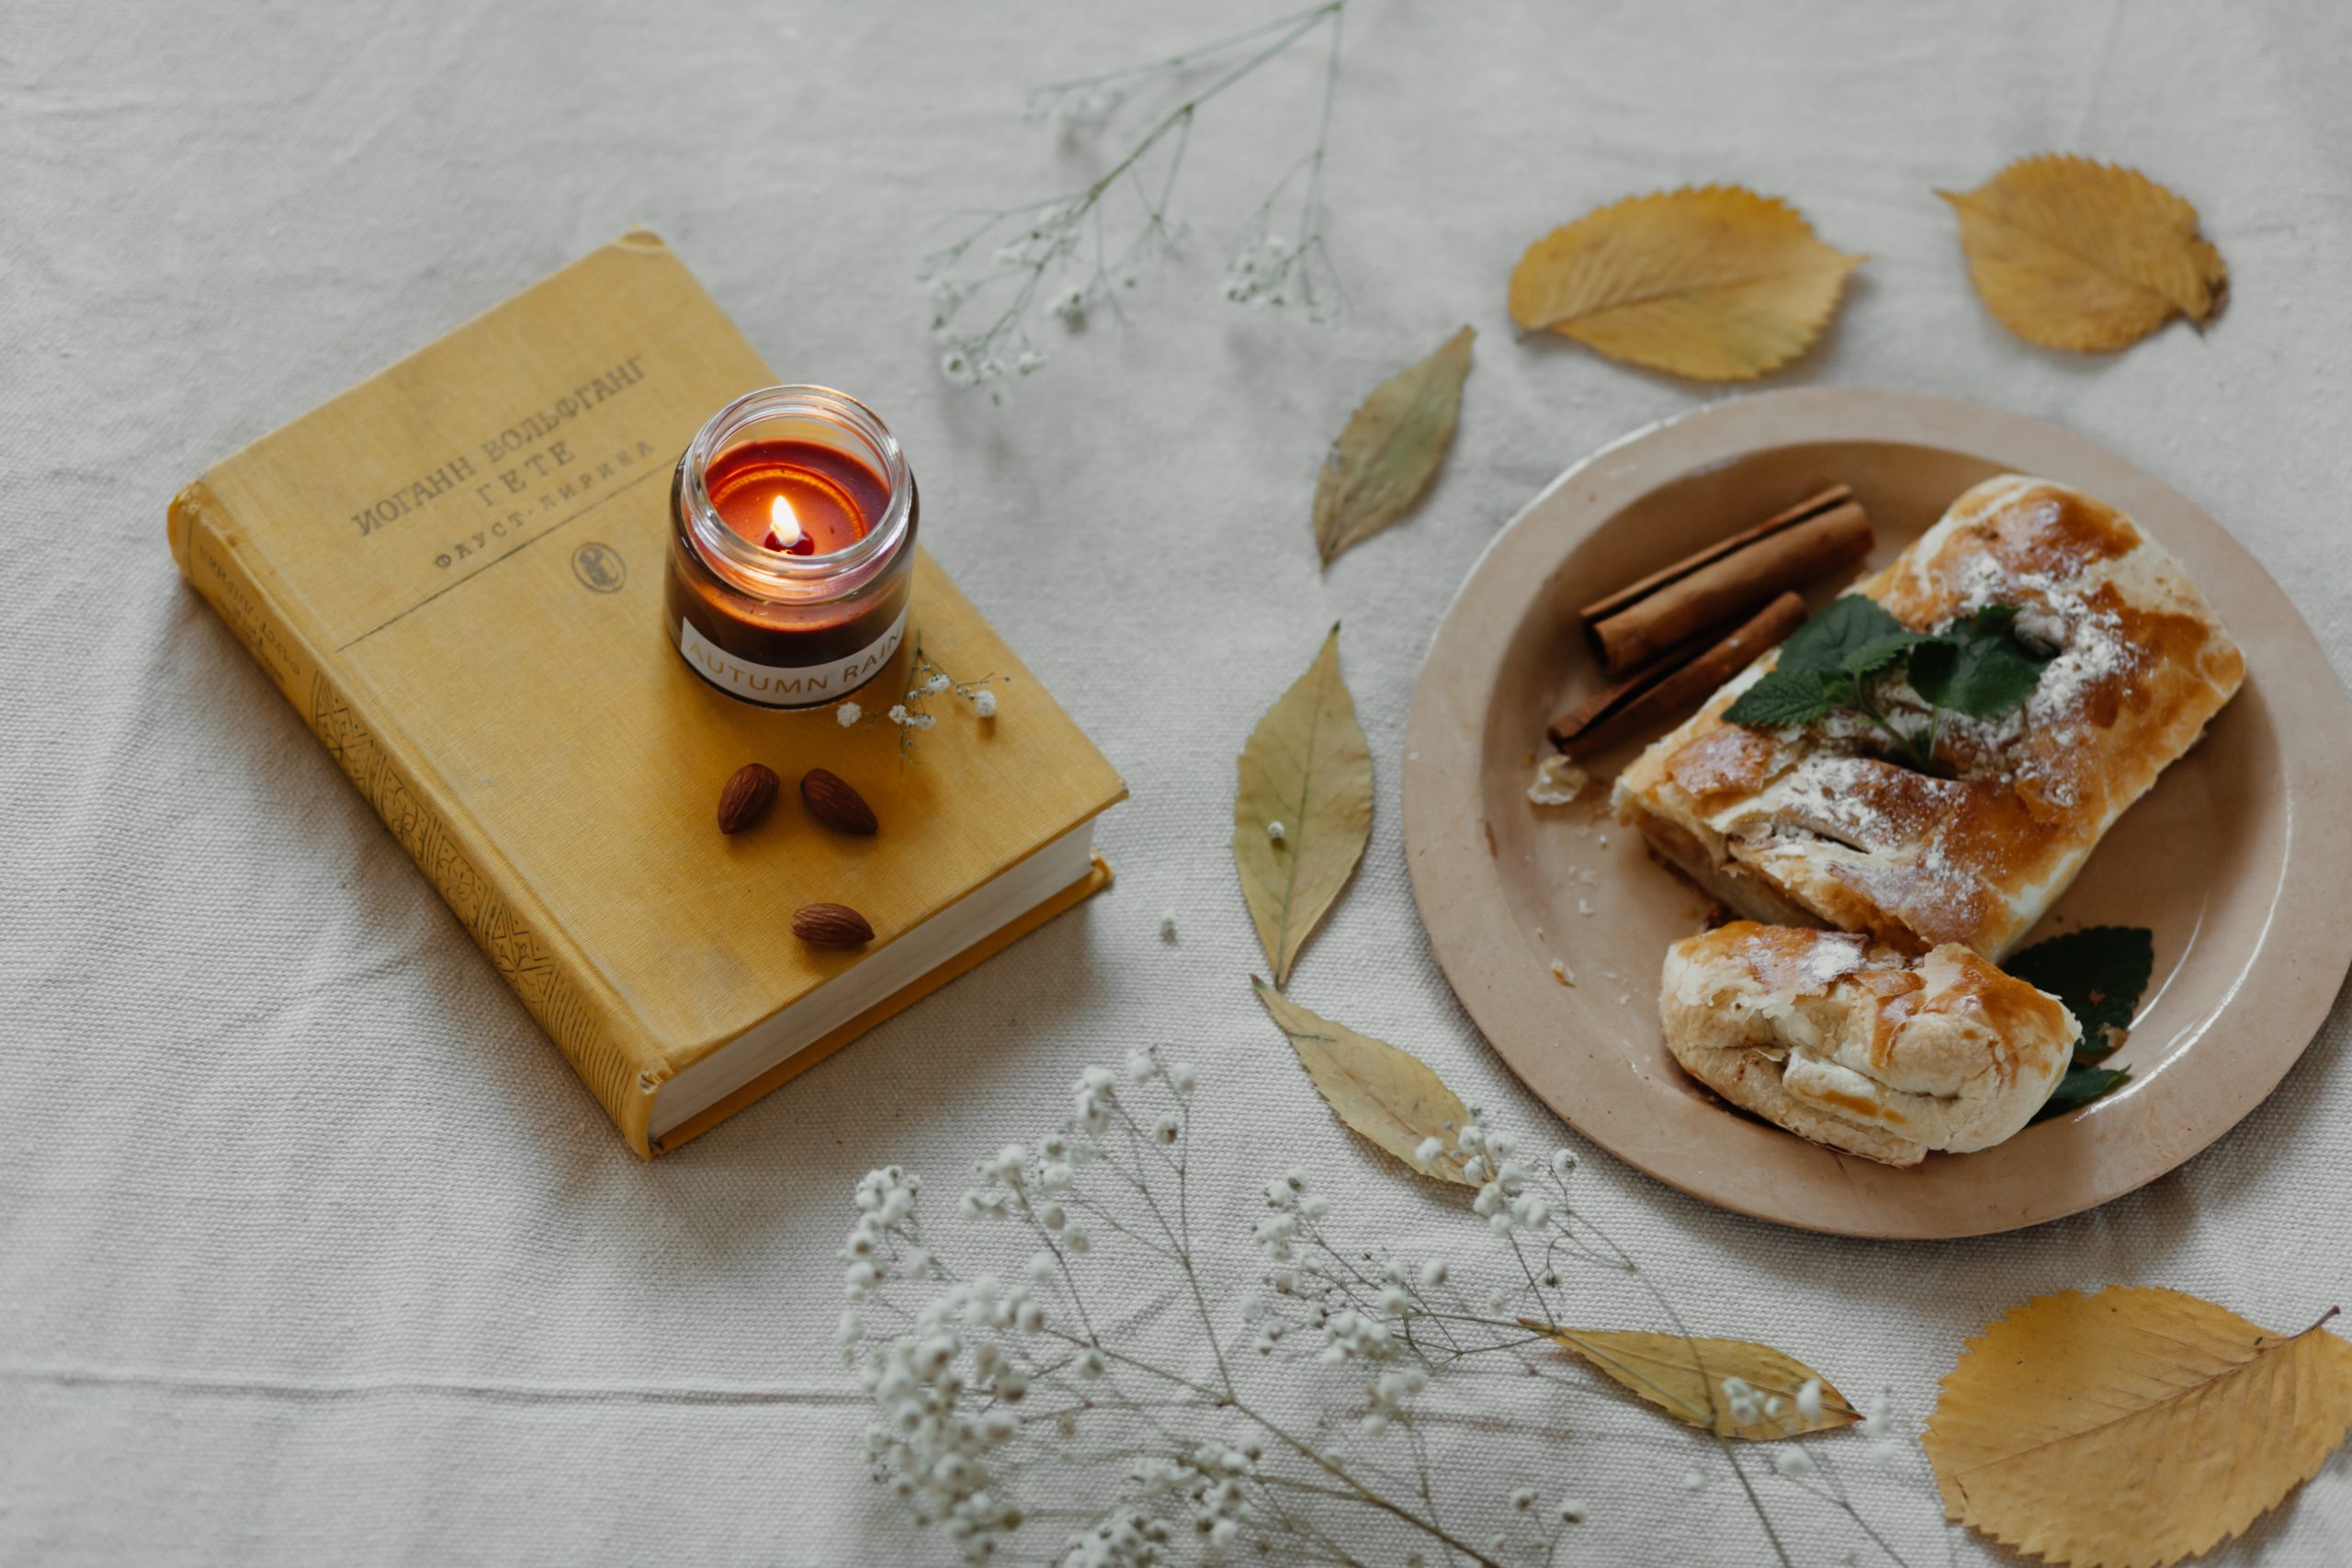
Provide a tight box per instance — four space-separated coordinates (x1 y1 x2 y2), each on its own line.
706 439 887 557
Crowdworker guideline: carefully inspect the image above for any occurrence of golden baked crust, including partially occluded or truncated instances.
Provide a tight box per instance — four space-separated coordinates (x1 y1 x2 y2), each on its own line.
1613 475 2245 959
1660 921 2079 1166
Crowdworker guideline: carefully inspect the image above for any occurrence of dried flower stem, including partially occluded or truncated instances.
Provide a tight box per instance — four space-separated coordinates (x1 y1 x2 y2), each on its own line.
871 631 999 765
922 3 1349 396
845 1056 1919 1565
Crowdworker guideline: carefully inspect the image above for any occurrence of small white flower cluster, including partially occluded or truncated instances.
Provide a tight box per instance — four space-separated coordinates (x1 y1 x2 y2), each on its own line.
1721 1374 1792 1433
1073 1066 1120 1134
1356 1362 1427 1437
848 1167 1058 1562
1220 233 1298 309
1055 1506 1167 1567
850 1052 1902 1566
917 6 1348 394
1146 1443 1259 1552
1311 1305 1396 1368
838 635 1001 761
924 199 1140 400
1057 1440 1259 1566
1217 215 1342 324
1451 1121 1568 1236
1251 1168 1315 1269
842 1166 925 1314
956 1138 1086 1260
1856 1387 1904 1462
1036 85 1123 141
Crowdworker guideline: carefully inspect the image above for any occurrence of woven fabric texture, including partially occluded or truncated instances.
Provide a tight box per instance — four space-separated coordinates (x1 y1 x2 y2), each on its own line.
6 0 2350 1562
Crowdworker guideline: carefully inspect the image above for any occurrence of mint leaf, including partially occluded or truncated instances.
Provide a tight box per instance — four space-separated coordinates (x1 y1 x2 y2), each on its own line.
1906 605 2054 720
2016 927 2151 1122
1724 669 1847 728
2032 1065 2131 1122
2006 925 2154 1059
1838 630 1931 679
1778 596 1924 681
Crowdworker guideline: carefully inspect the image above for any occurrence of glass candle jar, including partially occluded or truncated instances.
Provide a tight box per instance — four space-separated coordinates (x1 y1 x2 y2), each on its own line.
665 385 918 708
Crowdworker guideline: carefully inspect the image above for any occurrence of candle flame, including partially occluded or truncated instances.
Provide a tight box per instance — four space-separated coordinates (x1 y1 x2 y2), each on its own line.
766 493 803 551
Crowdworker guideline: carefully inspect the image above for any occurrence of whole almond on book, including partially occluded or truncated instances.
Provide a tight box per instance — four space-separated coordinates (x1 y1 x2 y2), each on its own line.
800 768 878 835
793 902 875 947
717 762 781 834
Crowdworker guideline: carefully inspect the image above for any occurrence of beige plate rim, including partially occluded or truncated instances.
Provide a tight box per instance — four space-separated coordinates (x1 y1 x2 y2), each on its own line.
1401 387 2352 1239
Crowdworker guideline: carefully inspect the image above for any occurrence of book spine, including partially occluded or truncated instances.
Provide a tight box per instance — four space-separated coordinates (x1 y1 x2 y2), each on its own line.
168 480 665 1156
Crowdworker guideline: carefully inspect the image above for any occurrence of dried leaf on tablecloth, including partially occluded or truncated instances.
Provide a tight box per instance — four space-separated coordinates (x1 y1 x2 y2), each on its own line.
1233 626 1372 987
1939 155 2228 351
1925 1287 2352 1566
1313 326 1474 565
1507 186 1863 381
1521 1323 1859 1440
1252 980 1474 1186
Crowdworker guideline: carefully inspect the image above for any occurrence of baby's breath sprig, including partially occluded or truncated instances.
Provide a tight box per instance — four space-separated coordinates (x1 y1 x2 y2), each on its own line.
921 2 1350 400
857 631 1000 764
845 1057 1923 1566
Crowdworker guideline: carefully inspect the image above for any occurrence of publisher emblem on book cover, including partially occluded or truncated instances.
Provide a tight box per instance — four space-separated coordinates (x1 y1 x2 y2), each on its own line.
571 541 627 593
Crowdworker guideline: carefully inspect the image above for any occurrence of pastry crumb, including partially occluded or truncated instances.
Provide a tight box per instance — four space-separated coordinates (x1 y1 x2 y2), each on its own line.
1527 754 1588 807
1549 959 1575 987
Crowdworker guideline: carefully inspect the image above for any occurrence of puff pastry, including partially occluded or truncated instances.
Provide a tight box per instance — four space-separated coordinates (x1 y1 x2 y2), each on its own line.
1613 475 2245 960
1660 921 2078 1166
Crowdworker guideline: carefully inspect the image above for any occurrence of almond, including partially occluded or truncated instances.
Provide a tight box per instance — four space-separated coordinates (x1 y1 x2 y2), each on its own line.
717 762 780 835
800 768 878 836
792 902 875 947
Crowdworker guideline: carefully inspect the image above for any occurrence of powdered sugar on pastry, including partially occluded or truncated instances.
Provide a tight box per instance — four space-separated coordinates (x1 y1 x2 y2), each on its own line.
1659 921 2079 1167
1611 475 2245 959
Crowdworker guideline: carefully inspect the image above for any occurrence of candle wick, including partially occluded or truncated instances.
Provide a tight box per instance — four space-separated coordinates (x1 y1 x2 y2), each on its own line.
767 493 804 552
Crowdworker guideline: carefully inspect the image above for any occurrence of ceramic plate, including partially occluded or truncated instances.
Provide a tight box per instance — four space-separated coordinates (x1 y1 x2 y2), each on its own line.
1402 389 2352 1238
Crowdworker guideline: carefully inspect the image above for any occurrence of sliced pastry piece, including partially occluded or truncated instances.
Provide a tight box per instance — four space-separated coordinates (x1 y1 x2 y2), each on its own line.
1660 921 2079 1167
1612 475 2245 960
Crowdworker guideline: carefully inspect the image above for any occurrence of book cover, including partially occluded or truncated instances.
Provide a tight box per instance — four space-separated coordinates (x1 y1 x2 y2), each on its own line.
168 231 1125 1156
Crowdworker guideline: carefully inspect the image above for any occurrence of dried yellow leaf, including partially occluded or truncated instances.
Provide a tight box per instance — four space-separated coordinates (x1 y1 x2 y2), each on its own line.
1522 1323 1858 1440
1232 626 1372 987
1251 980 1475 1186
1313 327 1474 566
1506 186 1863 381
1926 1287 2352 1567
1939 155 2228 352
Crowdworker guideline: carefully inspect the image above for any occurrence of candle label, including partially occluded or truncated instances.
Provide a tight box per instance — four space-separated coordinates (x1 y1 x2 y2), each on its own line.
676 608 908 708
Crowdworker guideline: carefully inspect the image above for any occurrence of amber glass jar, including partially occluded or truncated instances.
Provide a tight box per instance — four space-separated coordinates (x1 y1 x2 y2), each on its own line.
665 386 917 708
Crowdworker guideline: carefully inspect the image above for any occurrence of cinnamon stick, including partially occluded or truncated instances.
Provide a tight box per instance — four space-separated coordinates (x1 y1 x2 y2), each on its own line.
1583 487 1871 675
1550 591 1807 757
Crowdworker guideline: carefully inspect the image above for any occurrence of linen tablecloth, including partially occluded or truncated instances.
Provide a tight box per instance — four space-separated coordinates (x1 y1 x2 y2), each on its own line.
6 1 2351 1561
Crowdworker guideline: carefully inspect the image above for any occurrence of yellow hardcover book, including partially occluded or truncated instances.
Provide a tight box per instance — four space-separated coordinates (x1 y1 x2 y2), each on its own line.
168 231 1125 1156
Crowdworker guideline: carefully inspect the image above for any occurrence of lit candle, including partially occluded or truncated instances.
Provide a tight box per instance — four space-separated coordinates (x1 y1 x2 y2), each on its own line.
666 387 918 709
764 495 802 554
